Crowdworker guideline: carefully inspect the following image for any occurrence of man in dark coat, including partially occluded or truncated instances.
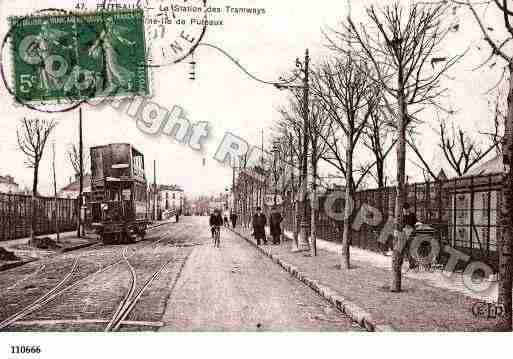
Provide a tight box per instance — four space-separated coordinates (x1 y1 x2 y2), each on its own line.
230 211 238 228
252 207 267 245
209 209 224 238
269 206 283 245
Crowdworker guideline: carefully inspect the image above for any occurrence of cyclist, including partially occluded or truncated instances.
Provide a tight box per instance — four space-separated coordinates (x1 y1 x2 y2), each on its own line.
209 208 223 247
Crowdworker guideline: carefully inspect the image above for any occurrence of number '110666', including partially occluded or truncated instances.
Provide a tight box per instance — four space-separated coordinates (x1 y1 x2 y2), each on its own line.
10 346 41 354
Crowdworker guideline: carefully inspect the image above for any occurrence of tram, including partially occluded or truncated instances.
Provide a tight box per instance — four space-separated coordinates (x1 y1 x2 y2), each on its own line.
89 143 149 244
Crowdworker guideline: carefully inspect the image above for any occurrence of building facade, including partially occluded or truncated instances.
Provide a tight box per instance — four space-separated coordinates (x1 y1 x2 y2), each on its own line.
159 184 184 212
58 174 91 199
0 174 20 193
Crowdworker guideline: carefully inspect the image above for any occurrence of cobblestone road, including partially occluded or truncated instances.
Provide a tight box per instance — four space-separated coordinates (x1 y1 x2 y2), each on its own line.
161 217 359 331
0 217 358 331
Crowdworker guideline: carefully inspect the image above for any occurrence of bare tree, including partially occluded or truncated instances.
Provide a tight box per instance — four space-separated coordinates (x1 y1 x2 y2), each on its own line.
483 89 507 158
276 103 306 248
17 118 57 196
363 107 397 189
307 100 331 256
279 87 332 255
67 143 90 177
453 0 513 329
336 1 461 291
311 57 379 269
437 117 498 176
16 118 57 240
237 152 251 228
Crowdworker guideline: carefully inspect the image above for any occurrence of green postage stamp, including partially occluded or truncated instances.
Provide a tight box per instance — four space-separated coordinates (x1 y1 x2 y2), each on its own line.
9 10 149 103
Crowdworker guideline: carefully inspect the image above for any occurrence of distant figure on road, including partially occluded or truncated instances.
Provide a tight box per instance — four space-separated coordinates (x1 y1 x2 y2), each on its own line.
175 211 179 223
230 211 238 228
223 208 230 227
209 209 223 239
252 207 267 245
269 206 283 245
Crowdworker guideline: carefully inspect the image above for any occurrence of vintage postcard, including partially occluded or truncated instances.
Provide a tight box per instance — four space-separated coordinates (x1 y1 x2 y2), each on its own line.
0 0 511 358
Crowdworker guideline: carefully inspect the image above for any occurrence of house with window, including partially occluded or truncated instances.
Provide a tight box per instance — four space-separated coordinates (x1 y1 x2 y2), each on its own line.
0 174 20 193
58 174 91 199
159 184 184 212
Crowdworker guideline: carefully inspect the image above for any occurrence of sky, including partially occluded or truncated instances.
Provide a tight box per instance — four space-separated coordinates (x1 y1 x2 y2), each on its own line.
0 0 507 198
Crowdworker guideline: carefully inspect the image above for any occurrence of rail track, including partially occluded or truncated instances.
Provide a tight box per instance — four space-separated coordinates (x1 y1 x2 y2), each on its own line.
0 257 80 330
0 224 182 331
105 249 176 331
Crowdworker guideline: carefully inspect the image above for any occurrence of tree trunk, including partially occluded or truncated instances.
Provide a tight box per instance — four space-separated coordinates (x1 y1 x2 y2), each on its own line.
391 90 407 292
310 157 318 256
377 159 385 190
292 199 299 249
32 164 39 196
498 63 513 330
341 139 353 269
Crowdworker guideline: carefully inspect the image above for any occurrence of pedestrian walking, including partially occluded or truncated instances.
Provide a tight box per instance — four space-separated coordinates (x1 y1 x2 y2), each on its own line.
269 206 283 245
175 211 179 223
223 208 230 227
230 211 238 228
252 207 267 245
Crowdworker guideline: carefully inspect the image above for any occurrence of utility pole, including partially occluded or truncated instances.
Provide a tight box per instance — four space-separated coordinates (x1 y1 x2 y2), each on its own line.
77 107 84 238
153 159 157 221
232 158 236 212
52 141 60 242
260 129 264 209
298 49 310 251
500 62 513 330
290 132 298 249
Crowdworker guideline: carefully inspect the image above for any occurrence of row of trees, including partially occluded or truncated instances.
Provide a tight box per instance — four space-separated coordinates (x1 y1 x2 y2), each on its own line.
252 0 512 329
15 117 89 241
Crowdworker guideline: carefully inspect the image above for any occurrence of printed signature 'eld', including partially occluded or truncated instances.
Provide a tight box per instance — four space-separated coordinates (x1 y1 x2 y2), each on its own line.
471 302 507 319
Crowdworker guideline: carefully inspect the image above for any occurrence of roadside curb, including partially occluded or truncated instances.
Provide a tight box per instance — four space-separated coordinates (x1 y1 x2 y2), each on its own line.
60 240 99 253
0 258 37 272
148 221 173 230
229 227 394 332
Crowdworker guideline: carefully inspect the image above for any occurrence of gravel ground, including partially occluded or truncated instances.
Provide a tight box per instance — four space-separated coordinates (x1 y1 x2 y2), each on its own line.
234 227 501 331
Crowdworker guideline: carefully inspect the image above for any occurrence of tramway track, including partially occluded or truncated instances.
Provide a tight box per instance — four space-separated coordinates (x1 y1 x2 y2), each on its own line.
0 222 187 331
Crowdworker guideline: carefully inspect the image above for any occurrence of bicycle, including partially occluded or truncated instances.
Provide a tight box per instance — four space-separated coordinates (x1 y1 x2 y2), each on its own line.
212 225 221 248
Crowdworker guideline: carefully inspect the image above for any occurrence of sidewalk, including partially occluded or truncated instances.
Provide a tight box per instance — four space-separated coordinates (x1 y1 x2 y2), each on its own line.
0 220 173 272
0 219 171 249
286 230 498 303
231 226 501 331
0 230 97 250
0 231 98 272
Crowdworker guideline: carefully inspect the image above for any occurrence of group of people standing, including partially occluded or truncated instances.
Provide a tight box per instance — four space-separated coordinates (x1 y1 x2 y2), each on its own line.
252 206 283 246
208 206 284 246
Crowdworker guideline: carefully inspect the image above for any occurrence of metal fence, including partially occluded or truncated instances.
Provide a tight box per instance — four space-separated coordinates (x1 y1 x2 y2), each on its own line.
0 192 78 241
279 173 503 270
